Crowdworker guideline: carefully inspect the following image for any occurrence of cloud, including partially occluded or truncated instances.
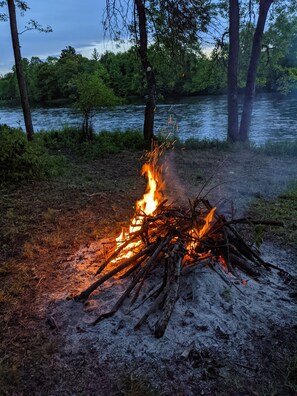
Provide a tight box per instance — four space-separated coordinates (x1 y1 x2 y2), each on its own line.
0 0 108 73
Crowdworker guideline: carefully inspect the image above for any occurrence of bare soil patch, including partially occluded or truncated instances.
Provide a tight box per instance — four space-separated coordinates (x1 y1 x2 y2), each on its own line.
1 148 297 395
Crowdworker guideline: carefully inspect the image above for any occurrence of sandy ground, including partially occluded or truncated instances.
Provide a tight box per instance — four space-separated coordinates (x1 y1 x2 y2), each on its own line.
1 148 297 395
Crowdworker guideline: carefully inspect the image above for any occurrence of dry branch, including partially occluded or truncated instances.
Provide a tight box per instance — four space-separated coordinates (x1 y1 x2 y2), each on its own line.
75 197 284 337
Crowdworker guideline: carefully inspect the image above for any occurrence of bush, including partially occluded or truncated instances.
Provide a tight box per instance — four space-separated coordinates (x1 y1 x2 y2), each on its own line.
0 125 66 182
73 129 146 159
38 127 146 159
37 127 81 149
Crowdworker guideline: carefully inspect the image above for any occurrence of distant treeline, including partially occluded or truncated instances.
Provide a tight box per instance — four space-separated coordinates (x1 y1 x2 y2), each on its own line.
0 15 296 105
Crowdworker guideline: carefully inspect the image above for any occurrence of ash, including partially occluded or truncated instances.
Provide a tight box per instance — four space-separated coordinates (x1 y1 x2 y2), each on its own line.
45 239 297 394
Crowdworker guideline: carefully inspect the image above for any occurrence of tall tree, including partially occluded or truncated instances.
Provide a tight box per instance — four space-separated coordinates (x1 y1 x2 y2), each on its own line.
227 0 240 142
239 0 273 141
135 0 157 141
104 0 212 142
7 0 34 140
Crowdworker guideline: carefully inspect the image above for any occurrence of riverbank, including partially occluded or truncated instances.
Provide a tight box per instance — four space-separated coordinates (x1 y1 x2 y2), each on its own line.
1 92 297 144
1 136 297 395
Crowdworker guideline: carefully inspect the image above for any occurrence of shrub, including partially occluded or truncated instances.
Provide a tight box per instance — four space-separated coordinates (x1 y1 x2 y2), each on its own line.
37 127 81 149
38 127 146 158
0 125 66 182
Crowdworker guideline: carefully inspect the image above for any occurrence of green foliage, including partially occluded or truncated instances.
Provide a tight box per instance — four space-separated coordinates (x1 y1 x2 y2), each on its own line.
37 127 82 149
74 72 120 112
259 14 297 93
0 10 296 105
0 125 66 182
100 49 144 97
73 129 146 159
73 72 121 140
38 127 146 160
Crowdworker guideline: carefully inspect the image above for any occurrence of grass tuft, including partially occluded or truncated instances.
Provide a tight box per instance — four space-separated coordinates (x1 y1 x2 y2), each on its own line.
249 182 297 247
119 374 160 396
253 140 297 157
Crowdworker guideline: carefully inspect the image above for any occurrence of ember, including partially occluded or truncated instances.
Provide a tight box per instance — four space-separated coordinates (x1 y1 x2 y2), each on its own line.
75 144 284 338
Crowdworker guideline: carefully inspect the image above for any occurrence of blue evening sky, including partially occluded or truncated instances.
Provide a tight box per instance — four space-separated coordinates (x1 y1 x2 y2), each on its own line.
0 0 127 74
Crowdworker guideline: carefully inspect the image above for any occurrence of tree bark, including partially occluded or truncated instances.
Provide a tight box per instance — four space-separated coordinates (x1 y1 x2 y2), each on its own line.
7 0 34 141
239 0 273 142
227 0 240 142
135 0 156 142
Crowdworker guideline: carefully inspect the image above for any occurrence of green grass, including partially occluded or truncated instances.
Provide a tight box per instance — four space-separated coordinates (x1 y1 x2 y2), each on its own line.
183 137 230 150
249 182 297 248
157 134 231 151
253 140 297 157
119 373 160 396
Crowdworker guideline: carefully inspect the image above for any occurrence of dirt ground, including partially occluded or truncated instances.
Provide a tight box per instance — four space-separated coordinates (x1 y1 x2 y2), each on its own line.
0 147 297 395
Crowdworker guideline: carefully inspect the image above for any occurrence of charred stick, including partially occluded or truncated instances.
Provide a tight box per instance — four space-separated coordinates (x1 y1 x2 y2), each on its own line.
120 254 148 279
181 259 211 275
96 228 144 275
229 231 287 273
222 228 236 275
130 235 171 306
160 258 168 294
227 225 270 269
75 244 156 302
129 282 164 313
154 198 169 214
154 252 182 338
228 233 258 264
134 289 167 330
229 253 260 277
92 260 151 325
208 262 233 287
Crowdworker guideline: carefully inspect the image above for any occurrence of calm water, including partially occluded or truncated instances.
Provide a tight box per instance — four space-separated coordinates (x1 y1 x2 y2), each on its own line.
0 93 296 145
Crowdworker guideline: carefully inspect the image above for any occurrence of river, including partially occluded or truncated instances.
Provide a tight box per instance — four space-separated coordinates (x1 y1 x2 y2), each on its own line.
0 93 296 145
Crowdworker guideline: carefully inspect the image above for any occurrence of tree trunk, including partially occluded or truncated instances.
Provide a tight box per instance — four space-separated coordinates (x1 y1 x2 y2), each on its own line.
239 0 273 142
135 0 156 142
7 0 34 141
227 0 240 142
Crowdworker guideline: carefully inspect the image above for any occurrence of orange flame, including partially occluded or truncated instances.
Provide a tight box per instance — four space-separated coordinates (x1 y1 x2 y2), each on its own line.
114 159 163 260
136 164 161 216
187 207 216 252
113 144 216 264
198 207 216 239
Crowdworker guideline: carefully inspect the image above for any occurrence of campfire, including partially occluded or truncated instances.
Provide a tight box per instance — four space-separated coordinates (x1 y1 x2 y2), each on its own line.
75 144 283 338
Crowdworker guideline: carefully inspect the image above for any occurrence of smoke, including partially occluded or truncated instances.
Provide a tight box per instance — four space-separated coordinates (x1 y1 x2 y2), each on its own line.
161 150 188 205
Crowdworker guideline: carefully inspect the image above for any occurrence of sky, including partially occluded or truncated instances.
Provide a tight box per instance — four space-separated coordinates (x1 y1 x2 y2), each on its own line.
0 0 128 74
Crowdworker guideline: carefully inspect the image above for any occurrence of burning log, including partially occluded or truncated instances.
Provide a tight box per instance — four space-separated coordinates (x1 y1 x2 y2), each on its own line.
74 144 285 337
75 197 284 336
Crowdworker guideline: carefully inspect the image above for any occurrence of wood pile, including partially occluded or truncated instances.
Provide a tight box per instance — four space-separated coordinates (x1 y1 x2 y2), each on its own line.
75 197 283 338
